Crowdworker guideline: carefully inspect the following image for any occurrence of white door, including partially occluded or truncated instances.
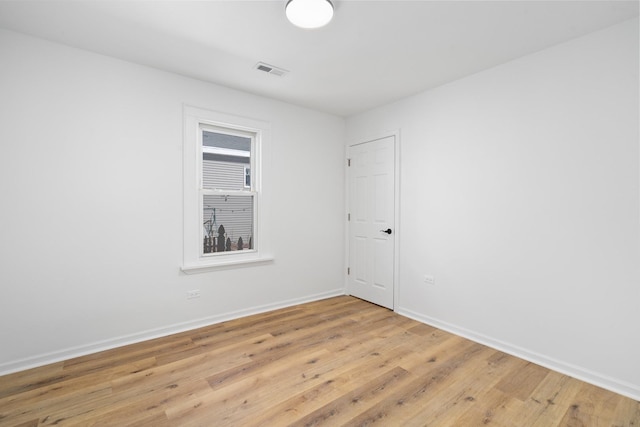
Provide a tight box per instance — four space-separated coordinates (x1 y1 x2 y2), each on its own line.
348 136 396 309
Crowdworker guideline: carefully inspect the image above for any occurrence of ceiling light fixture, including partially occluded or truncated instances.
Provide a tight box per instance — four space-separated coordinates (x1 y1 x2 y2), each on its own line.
285 0 334 29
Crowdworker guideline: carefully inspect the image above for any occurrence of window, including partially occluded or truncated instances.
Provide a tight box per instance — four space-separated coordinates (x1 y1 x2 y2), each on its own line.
202 127 253 254
182 106 272 272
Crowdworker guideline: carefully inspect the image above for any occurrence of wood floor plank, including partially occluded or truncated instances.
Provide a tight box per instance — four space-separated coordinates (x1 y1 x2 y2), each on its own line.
520 370 584 426
82 379 210 427
396 331 481 374
288 366 411 426
406 322 438 337
62 336 193 374
494 360 550 401
0 357 158 426
0 363 65 400
341 342 493 426
109 333 265 394
449 387 521 427
408 354 539 427
165 346 352 425
92 411 171 427
242 338 418 426
0 296 637 426
0 384 112 427
193 298 364 349
560 382 620 426
398 348 518 426
610 395 640 426
205 323 420 426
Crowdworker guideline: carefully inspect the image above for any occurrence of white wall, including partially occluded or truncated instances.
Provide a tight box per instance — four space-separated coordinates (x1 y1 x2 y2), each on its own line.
346 18 640 399
0 29 345 373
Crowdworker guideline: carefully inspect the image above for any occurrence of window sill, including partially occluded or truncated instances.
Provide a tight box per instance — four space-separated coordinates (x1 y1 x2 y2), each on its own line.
181 255 274 274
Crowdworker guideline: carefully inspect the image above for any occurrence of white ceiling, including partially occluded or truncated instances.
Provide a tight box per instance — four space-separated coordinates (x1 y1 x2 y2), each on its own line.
0 1 637 117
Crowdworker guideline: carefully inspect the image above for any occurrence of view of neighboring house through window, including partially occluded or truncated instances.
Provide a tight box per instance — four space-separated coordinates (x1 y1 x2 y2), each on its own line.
201 126 254 254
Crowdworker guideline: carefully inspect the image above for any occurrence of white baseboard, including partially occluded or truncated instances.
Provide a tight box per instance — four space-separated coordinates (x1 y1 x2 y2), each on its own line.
0 289 346 376
397 307 640 402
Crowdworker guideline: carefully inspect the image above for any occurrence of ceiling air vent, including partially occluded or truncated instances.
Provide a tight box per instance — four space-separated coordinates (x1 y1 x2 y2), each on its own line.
255 62 288 77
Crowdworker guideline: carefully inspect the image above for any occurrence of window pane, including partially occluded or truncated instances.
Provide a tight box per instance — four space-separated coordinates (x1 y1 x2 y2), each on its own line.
202 130 251 191
203 194 254 253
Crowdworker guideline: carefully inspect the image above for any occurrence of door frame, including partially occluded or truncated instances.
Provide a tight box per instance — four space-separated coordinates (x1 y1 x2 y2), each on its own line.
345 130 401 311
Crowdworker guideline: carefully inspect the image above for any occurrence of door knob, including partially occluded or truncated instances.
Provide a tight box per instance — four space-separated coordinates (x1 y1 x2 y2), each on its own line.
380 228 392 235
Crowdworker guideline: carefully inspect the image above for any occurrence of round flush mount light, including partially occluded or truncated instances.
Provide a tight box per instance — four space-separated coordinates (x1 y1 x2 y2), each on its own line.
285 0 334 29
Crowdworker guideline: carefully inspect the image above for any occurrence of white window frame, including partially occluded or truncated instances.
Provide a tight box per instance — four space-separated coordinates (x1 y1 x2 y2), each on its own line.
182 106 273 273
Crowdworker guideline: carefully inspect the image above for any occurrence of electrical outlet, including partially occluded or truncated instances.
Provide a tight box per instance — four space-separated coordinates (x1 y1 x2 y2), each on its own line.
424 275 435 285
186 289 201 299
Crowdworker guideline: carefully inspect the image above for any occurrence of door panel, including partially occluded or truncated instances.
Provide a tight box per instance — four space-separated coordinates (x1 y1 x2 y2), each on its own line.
348 136 395 309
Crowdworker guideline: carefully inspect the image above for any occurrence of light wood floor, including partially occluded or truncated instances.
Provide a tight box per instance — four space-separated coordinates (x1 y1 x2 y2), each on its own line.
0 296 638 426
